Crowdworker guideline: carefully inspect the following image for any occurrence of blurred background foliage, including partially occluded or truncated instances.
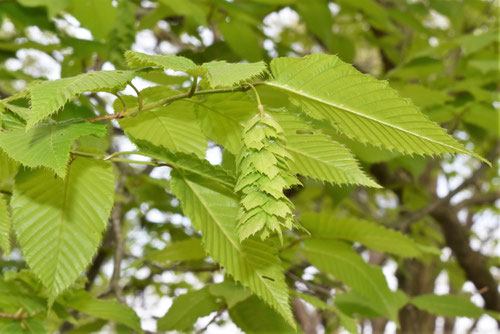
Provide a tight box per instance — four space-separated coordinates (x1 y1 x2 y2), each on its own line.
0 0 498 333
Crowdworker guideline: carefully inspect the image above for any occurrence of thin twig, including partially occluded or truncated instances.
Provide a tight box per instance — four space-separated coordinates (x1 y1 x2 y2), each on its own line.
129 82 143 113
286 272 332 296
87 83 261 123
196 307 226 334
188 76 198 97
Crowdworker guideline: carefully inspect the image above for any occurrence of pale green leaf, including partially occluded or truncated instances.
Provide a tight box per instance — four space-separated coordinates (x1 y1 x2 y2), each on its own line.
201 61 267 88
11 157 115 298
218 20 263 62
157 287 223 332
26 70 137 128
144 238 206 264
17 0 70 17
119 99 207 158
301 212 422 257
303 239 402 322
125 51 200 75
0 118 106 177
68 0 117 39
268 54 485 162
0 195 11 257
411 294 484 318
193 93 255 154
126 51 267 88
209 281 252 308
62 290 142 332
228 295 296 334
0 149 18 188
271 110 379 187
169 155 295 327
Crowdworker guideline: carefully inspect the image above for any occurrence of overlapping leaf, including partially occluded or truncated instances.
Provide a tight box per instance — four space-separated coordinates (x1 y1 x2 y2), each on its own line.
303 239 403 322
411 294 484 318
168 152 295 327
0 195 11 256
228 295 296 334
25 70 138 128
235 114 301 242
125 51 267 88
144 238 206 264
11 157 115 299
0 115 106 177
62 291 142 332
119 95 207 157
271 110 379 187
301 212 422 257
157 287 223 332
268 53 485 162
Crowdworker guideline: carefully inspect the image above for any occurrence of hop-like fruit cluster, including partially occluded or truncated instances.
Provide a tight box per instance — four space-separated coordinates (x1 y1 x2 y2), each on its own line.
235 113 301 243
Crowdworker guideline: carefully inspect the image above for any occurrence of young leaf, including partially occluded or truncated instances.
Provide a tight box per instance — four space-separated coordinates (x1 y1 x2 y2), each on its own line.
62 290 142 332
157 287 223 332
411 294 484 318
303 239 403 322
271 110 379 187
0 117 107 177
267 54 485 162
0 195 11 257
125 50 201 75
235 114 301 242
193 93 262 154
11 157 115 299
301 212 422 257
200 61 267 88
144 238 206 264
119 98 207 158
125 51 267 88
0 149 18 186
26 70 137 128
169 154 295 327
209 281 252 308
228 295 297 334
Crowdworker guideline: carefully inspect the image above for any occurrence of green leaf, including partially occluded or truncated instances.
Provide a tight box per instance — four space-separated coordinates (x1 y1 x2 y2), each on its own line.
68 0 117 39
229 295 297 333
144 238 206 264
119 99 207 158
411 294 484 318
271 110 379 187
0 195 11 257
218 20 263 62
0 149 18 186
126 51 267 88
17 0 70 17
193 93 255 154
26 70 137 128
62 290 142 332
301 212 422 257
0 318 48 334
169 154 295 327
157 287 223 332
303 239 403 322
11 157 115 299
209 281 252 308
0 118 106 177
267 54 485 162
201 61 267 88
125 51 201 75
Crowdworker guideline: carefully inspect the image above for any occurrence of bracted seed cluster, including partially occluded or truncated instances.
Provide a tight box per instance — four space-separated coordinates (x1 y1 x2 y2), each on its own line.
235 113 301 243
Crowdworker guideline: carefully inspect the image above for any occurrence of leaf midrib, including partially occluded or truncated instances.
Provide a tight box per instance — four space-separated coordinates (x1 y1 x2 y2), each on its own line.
265 82 471 156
